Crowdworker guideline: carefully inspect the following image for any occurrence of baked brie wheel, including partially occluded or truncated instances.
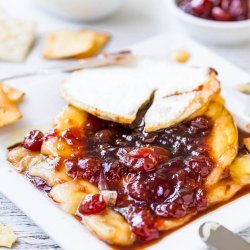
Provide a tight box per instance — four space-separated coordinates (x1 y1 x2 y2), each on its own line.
7 57 250 247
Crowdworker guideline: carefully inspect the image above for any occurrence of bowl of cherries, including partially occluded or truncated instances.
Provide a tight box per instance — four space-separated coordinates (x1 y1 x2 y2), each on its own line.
167 0 250 44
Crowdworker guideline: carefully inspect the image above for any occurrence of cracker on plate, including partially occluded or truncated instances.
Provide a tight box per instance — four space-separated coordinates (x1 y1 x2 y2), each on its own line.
0 14 36 62
42 29 110 59
74 31 110 59
0 83 25 103
0 85 22 128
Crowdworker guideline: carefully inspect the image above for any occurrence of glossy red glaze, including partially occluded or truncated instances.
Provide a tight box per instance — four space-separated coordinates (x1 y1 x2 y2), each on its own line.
23 113 214 242
65 157 102 184
62 127 85 145
23 130 44 151
118 205 159 241
66 114 213 241
78 194 106 215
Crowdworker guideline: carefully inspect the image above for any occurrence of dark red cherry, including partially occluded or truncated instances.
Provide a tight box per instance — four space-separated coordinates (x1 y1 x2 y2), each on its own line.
119 147 158 172
212 6 232 21
65 157 102 183
229 0 248 20
191 0 213 17
125 206 159 241
23 130 44 151
78 194 106 215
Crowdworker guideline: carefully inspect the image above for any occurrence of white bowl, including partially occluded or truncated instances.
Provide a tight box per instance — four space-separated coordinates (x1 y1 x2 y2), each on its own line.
33 0 124 21
166 0 250 45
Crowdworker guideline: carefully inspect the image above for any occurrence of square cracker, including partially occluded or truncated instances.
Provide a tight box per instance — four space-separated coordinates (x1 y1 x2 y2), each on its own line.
0 16 36 62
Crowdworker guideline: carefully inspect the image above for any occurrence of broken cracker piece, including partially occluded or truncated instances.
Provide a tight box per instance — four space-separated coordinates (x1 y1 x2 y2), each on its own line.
42 30 109 59
0 85 22 128
0 16 36 62
0 223 17 248
74 31 110 59
0 83 25 103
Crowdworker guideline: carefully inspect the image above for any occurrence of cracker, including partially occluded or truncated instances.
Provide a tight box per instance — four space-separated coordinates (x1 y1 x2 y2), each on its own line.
0 16 36 62
42 30 109 59
0 85 22 127
0 83 25 103
0 223 17 248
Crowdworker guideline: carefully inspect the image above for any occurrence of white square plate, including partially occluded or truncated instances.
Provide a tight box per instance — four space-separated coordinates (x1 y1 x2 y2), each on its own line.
0 32 250 250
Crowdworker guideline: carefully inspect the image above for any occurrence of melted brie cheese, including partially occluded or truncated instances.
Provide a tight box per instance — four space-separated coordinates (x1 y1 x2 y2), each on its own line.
61 57 219 131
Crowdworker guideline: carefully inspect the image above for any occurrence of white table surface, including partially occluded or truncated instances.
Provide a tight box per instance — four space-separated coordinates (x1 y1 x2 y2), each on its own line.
0 0 250 249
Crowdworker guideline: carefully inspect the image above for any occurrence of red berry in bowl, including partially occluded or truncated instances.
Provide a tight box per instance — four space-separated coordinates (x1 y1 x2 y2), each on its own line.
179 0 193 13
229 0 248 20
212 6 233 21
191 0 213 17
178 0 249 21
221 0 231 10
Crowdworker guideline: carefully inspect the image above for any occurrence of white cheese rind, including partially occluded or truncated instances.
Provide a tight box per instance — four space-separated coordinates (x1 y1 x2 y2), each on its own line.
61 57 218 130
61 60 154 123
145 92 197 131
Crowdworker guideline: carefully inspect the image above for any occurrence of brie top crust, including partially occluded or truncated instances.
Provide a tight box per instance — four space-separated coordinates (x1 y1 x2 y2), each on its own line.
61 57 216 130
145 92 197 131
66 65 153 118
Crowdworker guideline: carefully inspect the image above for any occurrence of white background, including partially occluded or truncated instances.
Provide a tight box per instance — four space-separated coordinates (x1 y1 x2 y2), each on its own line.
0 0 250 249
